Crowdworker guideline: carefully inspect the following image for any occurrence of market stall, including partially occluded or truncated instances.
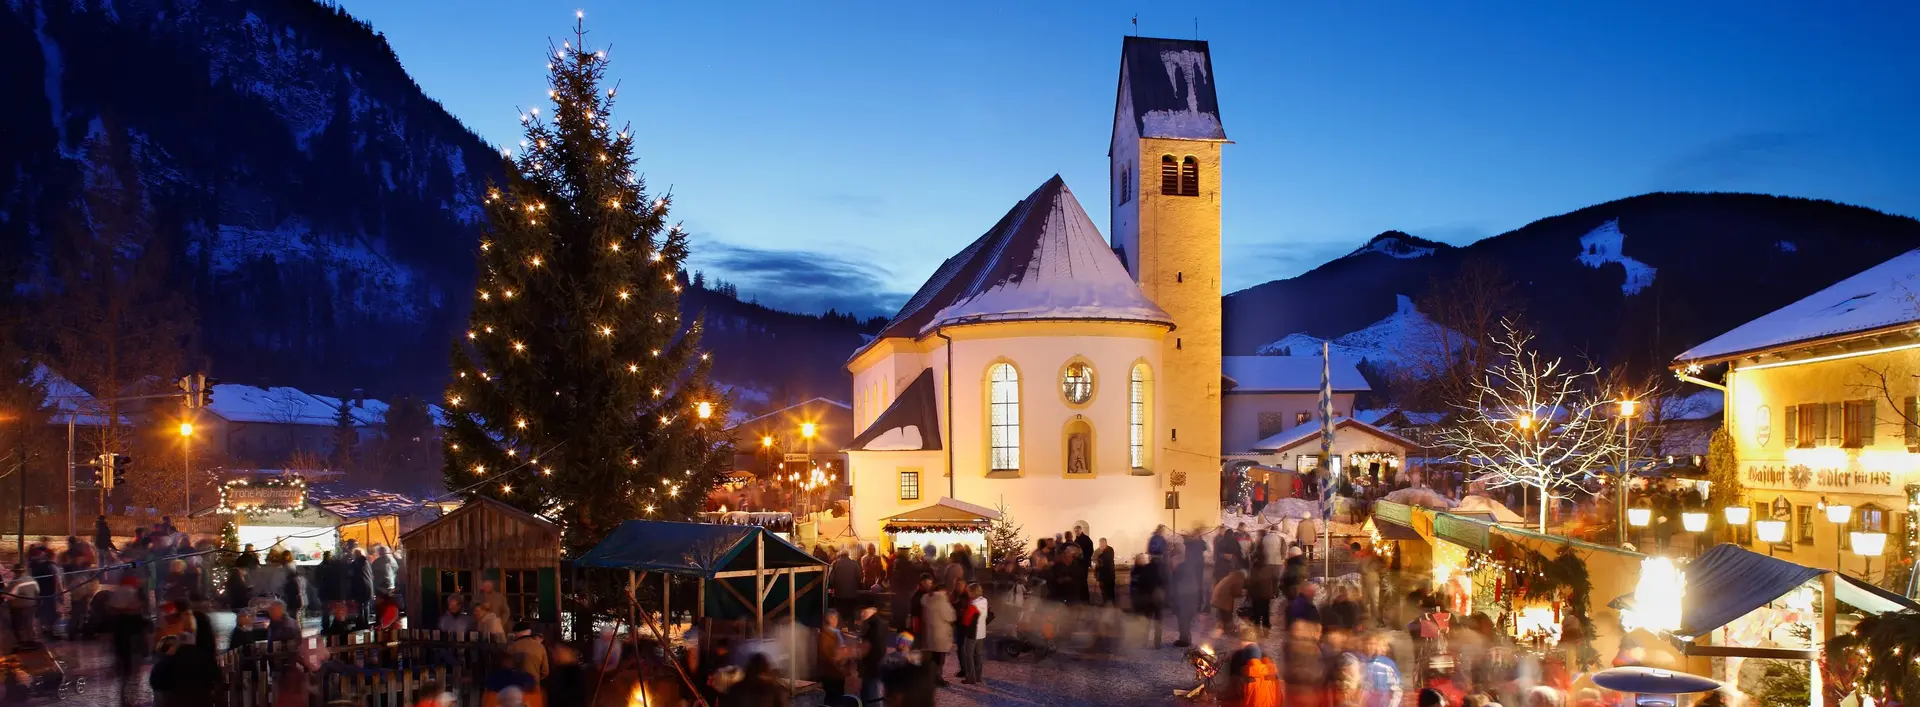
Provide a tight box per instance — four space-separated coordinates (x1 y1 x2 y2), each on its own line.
879 497 1000 559
399 495 562 631
195 476 340 565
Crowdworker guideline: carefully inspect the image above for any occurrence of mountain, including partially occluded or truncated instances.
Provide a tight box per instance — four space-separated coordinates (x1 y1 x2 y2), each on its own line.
1225 193 1920 376
1 0 865 410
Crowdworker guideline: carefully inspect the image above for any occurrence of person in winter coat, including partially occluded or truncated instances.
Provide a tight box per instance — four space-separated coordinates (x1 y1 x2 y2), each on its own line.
957 583 988 685
829 548 863 618
1131 553 1166 648
349 549 375 621
857 607 892 705
224 568 253 612
1212 566 1248 634
919 586 956 687
1170 548 1201 648
149 633 219 707
880 634 936 707
371 545 398 597
1249 552 1281 636
93 516 116 556
315 552 343 629
543 644 590 707
1094 539 1117 605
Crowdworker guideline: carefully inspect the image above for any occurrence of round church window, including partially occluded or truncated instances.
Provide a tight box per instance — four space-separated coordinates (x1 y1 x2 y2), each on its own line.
1062 362 1094 404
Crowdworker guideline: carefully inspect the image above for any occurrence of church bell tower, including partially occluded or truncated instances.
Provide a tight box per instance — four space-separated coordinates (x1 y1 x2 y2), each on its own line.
1110 36 1225 528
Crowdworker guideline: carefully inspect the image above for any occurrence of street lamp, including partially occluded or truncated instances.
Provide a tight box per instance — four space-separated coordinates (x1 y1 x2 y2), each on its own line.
179 419 195 517
1616 397 1640 545
1628 507 1652 527
1723 506 1751 525
1756 520 1787 555
1682 512 1708 533
1852 531 1887 580
1826 503 1852 571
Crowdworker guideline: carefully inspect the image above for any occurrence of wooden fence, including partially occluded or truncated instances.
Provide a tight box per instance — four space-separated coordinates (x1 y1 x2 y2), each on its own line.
218 629 506 707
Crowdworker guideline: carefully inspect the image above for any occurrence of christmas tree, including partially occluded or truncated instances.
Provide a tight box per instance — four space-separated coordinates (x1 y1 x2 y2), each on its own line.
443 15 734 553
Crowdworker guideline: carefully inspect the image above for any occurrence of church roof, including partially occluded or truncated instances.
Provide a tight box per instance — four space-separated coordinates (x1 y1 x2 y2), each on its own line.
860 176 1171 355
1118 36 1227 141
846 368 942 452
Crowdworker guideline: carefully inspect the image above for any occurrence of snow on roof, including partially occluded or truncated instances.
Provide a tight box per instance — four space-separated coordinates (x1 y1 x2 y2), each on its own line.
1677 248 1920 363
31 365 131 426
1353 408 1396 425
1118 37 1226 141
1222 355 1370 393
308 486 423 519
206 384 382 426
859 177 1169 359
1248 417 1416 455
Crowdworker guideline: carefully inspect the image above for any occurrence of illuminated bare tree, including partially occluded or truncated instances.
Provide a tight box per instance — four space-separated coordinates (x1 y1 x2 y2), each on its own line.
1437 320 1622 531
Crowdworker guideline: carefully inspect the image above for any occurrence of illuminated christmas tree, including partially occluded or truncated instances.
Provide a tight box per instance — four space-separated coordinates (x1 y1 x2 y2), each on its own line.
443 15 733 552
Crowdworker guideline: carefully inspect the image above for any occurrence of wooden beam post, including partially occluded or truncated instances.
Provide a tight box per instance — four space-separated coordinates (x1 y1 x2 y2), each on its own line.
755 532 766 637
1821 572 1837 707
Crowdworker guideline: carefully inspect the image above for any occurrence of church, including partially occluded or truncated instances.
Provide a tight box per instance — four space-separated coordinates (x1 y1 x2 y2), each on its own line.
843 37 1226 557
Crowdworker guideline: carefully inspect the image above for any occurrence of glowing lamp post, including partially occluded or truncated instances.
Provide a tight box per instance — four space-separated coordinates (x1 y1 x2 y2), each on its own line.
1756 519 1787 556
1616 397 1640 545
1826 503 1852 571
1628 507 1652 527
1621 556 1685 634
1723 506 1750 525
1681 512 1708 533
179 419 196 517
1852 531 1888 580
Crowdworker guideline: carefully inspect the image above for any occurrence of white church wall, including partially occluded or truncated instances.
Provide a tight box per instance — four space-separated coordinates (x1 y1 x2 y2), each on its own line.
848 449 948 542
941 325 1169 557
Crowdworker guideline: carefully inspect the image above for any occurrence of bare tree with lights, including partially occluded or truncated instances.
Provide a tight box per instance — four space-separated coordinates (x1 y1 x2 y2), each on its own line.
1436 320 1622 531
442 15 733 554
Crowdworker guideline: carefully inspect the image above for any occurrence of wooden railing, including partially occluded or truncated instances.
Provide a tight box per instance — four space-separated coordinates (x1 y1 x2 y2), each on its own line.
218 629 508 707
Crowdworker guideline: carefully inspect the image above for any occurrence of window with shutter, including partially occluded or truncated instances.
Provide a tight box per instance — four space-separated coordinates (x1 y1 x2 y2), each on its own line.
1830 402 1846 446
1785 406 1798 448
1180 156 1199 196
1160 155 1178 195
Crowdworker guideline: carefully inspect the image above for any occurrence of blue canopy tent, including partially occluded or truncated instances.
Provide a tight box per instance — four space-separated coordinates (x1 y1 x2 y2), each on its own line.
575 520 829 635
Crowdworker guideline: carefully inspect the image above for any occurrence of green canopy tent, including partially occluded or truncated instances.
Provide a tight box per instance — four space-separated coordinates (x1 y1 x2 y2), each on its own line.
576 520 829 628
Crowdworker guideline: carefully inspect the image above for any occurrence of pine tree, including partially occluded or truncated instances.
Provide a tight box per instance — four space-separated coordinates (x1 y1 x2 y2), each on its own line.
986 500 1028 564
443 17 733 553
332 400 359 473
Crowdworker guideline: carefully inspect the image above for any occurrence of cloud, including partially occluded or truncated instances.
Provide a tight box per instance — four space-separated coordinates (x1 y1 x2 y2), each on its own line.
695 242 909 318
1650 131 1811 189
818 192 885 218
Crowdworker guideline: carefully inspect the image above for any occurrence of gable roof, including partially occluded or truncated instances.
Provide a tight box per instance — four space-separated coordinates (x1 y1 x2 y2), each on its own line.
855 176 1170 361
847 368 942 452
32 365 131 426
1249 417 1416 455
1222 355 1370 393
573 520 824 578
1676 248 1920 364
399 494 559 545
1116 36 1227 141
881 497 1003 525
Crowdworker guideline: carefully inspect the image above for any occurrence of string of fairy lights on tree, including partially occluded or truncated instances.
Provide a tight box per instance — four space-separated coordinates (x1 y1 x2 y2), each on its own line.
439 11 735 550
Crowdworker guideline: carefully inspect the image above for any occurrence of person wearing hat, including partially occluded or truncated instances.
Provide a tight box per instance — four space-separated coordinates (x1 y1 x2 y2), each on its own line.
509 620 549 684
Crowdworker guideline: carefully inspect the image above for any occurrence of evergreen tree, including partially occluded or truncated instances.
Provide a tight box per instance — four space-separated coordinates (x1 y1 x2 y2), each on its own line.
986 500 1028 564
332 400 359 472
443 18 733 553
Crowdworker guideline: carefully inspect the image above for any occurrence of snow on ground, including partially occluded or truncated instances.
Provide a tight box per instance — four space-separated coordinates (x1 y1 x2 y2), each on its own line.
1257 295 1461 369
1576 219 1657 295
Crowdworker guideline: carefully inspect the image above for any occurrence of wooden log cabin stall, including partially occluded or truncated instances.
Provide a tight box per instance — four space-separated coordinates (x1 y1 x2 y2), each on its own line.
400 495 562 634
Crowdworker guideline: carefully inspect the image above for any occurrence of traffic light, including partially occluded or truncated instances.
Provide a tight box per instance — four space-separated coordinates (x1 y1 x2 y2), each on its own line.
178 373 214 409
99 453 130 490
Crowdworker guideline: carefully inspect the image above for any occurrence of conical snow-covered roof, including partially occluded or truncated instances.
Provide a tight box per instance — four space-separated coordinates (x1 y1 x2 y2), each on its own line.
864 176 1170 352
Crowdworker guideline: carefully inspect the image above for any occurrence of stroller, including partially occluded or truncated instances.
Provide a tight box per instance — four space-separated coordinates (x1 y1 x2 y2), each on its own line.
2 642 83 702
994 592 1058 661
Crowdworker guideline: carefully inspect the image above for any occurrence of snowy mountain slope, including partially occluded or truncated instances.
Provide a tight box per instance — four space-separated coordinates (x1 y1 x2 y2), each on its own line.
1 0 497 396
1256 295 1462 370
1575 219 1656 295
1225 193 1920 376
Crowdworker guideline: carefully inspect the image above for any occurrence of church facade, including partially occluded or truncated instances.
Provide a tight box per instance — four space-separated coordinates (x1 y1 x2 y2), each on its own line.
844 37 1227 556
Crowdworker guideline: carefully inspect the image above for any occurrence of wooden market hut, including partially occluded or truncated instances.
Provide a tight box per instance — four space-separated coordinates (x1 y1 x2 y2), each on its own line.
400 495 562 631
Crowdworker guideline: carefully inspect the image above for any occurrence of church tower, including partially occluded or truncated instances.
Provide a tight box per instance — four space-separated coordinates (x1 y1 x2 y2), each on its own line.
1110 37 1225 528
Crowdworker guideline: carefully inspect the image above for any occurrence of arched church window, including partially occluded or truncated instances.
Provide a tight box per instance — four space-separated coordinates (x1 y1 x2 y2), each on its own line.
1130 364 1151 470
1160 155 1179 195
1180 156 1199 196
989 363 1021 471
1061 362 1094 405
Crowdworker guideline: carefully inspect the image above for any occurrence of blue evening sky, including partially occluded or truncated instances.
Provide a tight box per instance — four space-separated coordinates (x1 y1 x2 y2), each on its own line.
338 1 1920 318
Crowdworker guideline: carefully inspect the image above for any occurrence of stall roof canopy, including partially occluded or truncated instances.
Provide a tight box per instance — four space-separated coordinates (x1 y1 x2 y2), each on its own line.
882 497 1002 525
574 521 824 578
1675 544 1920 637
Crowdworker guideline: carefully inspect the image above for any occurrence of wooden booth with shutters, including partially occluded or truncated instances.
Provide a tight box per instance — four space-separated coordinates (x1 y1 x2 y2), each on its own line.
399 495 562 633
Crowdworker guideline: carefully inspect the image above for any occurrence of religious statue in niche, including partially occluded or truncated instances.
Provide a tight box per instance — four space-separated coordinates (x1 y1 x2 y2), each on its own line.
1067 430 1091 475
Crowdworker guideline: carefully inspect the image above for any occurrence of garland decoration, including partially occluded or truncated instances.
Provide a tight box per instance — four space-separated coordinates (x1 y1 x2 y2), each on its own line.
884 523 989 534
217 476 309 514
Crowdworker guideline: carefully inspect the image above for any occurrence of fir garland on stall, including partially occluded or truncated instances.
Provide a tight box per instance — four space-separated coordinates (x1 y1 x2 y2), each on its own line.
1824 611 1920 704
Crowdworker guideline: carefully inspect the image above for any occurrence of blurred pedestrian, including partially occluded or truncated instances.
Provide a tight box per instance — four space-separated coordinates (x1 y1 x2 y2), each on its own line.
958 583 987 684
920 584 955 686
